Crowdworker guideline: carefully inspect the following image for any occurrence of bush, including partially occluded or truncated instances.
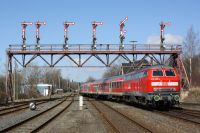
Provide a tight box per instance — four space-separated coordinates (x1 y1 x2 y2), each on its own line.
18 93 28 99
0 91 8 104
183 87 200 103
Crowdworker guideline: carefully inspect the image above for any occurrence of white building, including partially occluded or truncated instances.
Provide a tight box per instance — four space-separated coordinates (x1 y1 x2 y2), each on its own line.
37 84 52 96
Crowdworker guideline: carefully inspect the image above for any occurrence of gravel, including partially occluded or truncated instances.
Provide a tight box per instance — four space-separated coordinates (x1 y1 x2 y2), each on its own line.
0 99 62 131
39 96 110 133
1 95 200 132
179 104 200 111
103 100 200 133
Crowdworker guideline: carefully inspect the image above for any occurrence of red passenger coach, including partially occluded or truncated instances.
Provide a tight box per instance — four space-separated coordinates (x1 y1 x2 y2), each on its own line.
81 65 180 107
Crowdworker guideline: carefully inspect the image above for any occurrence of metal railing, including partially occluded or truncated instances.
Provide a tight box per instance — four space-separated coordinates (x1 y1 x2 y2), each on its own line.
8 44 182 52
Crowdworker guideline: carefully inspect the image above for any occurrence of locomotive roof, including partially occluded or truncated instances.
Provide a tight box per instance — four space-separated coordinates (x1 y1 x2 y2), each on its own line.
133 64 174 72
82 65 175 85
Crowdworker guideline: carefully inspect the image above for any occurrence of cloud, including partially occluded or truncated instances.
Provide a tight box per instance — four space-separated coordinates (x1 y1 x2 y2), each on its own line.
146 34 183 44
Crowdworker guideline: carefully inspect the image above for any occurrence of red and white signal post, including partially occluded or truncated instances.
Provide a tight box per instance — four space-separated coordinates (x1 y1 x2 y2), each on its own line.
35 21 46 50
92 21 103 50
63 21 75 50
21 22 33 50
120 16 128 50
160 21 171 49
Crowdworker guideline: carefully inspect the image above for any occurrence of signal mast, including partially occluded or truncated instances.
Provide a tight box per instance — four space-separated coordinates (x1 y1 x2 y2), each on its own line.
92 21 103 50
21 22 33 50
119 16 128 50
35 21 46 50
63 21 75 50
160 21 171 49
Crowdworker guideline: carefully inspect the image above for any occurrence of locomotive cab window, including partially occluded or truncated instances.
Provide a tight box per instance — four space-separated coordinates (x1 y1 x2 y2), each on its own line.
152 70 163 76
165 69 176 76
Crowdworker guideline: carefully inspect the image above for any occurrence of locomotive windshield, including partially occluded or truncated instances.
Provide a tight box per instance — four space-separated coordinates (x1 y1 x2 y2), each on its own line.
165 69 176 76
152 70 163 76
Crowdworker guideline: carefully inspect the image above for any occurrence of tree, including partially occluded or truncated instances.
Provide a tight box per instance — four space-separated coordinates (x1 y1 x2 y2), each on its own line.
103 64 121 78
86 76 96 82
183 26 200 58
183 26 200 86
0 75 7 103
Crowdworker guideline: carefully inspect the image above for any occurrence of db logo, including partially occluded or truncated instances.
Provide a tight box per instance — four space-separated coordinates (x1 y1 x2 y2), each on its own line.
163 82 167 86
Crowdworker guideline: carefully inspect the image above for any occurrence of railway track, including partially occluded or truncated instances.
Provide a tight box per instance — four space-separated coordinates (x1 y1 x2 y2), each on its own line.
88 99 152 133
155 108 200 125
180 102 200 106
0 101 47 116
0 95 74 132
0 94 71 116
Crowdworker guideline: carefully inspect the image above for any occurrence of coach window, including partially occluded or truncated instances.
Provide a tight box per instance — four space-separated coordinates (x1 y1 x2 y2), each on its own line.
152 70 163 76
143 71 148 77
117 82 122 88
165 69 176 76
112 82 115 88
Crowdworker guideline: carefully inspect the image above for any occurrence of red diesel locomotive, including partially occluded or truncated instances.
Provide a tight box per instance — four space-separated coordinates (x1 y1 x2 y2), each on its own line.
81 65 180 107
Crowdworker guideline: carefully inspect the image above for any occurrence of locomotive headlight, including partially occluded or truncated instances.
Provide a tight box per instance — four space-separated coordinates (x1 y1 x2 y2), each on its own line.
154 95 160 102
168 82 178 86
174 95 180 102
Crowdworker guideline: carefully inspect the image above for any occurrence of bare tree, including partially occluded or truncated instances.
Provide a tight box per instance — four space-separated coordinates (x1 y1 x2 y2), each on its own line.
183 26 200 86
103 64 121 78
183 26 200 58
86 76 96 82
0 75 7 103
20 64 44 98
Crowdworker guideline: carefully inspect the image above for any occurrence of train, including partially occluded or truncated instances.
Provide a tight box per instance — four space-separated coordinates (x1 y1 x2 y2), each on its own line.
80 65 181 107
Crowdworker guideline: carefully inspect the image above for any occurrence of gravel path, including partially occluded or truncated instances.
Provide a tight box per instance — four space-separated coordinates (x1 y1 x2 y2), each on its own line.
39 97 110 133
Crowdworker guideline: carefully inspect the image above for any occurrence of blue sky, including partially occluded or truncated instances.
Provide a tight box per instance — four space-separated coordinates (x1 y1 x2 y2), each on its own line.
0 0 199 81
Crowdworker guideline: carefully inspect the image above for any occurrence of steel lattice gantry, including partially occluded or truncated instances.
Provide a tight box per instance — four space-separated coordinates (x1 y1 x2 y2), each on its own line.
6 44 189 101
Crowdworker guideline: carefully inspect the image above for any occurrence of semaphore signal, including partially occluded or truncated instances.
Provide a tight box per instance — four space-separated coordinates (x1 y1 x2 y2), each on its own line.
91 21 103 50
63 21 75 50
119 16 128 50
160 21 171 49
21 22 33 50
35 21 46 50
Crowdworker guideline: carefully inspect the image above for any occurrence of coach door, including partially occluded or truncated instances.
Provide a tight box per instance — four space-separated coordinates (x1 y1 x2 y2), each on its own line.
109 82 112 93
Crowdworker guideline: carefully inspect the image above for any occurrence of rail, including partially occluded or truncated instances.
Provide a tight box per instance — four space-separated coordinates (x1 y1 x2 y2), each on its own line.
89 98 152 133
0 95 73 132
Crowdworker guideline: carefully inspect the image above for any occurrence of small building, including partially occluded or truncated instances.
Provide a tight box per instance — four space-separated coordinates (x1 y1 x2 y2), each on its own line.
37 84 52 96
